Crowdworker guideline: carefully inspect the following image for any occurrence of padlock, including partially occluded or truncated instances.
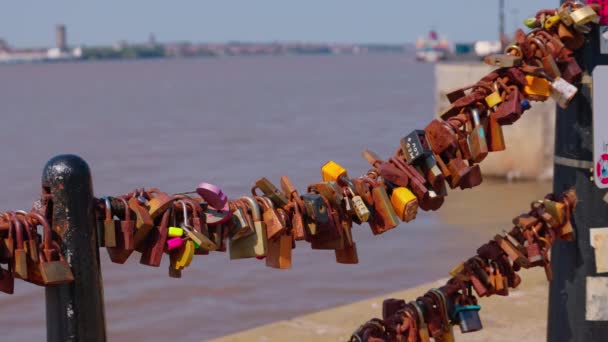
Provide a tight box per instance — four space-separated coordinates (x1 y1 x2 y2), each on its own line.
205 203 232 227
168 252 182 279
560 55 583 84
1 213 14 261
307 182 344 211
140 206 172 267
103 197 118 248
256 196 286 240
424 120 459 155
382 298 406 320
453 304 483 333
445 88 466 103
550 76 578 109
484 91 503 108
428 289 455 342
493 263 508 296
504 44 523 58
106 197 136 264
495 85 523 125
228 201 254 240
335 241 359 264
0 264 14 294
483 54 521 68
410 301 431 342
301 193 330 236
265 233 292 269
168 227 184 238
558 23 585 50
524 231 544 267
558 5 574 26
251 177 289 208
16 212 39 265
468 108 489 163
166 237 184 251
309 195 343 250
570 5 599 25
321 160 348 184
390 187 418 222
280 175 307 240
528 37 562 79
175 240 195 270
544 15 562 29
144 189 174 219
523 75 551 99
11 213 28 280
487 112 506 152
129 192 155 250
177 200 216 251
400 130 433 164
459 164 483 190
229 196 267 259
38 241 74 286
370 182 400 235
524 17 541 28
350 192 370 222
196 182 228 210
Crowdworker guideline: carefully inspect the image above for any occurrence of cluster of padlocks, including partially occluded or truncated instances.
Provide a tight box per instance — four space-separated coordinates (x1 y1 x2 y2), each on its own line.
350 190 577 342
0 211 74 293
85 3 601 278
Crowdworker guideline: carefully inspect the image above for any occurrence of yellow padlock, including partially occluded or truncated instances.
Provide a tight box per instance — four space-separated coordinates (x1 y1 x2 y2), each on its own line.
523 75 551 98
168 227 184 238
390 187 418 222
485 91 503 108
544 15 562 29
321 160 348 183
175 240 195 269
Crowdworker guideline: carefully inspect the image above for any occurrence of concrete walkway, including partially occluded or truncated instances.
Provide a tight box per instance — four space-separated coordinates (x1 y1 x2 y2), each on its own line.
213 268 547 342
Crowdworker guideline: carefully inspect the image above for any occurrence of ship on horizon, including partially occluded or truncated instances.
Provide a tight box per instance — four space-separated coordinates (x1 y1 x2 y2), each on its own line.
415 30 450 63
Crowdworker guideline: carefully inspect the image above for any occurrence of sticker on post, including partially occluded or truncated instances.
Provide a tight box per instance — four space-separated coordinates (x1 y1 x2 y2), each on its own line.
590 228 608 274
601 26 608 54
593 66 608 188
586 277 608 321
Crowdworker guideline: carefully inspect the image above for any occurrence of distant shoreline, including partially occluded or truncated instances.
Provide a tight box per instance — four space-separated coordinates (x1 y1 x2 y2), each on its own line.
0 42 412 65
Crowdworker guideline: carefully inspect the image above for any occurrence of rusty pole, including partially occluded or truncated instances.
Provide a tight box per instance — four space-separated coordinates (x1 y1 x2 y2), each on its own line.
42 155 106 342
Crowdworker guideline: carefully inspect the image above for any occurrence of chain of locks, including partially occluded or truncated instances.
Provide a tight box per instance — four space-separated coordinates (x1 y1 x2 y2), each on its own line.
0 2 601 341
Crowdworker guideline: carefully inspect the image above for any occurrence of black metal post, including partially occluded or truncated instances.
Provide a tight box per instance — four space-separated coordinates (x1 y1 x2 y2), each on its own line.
548 7 608 341
42 155 106 342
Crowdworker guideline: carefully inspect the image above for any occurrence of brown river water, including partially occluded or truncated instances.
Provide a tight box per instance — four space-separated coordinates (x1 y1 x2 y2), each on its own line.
0 55 551 341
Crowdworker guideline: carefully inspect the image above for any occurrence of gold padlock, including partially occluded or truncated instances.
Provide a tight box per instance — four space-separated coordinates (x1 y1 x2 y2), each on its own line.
390 187 418 222
523 75 551 98
544 15 562 29
175 240 195 270
321 160 348 183
485 91 503 108
570 6 599 25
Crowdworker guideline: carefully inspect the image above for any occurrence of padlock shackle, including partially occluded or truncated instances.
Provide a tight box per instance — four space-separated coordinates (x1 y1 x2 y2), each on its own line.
117 197 131 221
9 212 24 249
15 212 35 242
239 196 261 221
28 211 52 251
103 197 113 221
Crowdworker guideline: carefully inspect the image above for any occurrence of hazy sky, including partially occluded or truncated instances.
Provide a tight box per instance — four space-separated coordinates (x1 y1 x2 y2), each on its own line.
1 0 558 47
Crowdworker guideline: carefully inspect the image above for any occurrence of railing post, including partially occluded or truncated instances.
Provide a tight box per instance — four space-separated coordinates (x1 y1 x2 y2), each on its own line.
42 154 106 342
548 4 608 340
